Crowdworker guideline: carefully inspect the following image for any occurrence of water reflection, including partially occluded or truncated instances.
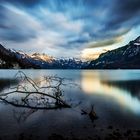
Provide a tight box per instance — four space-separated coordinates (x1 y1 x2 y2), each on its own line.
0 70 140 139
0 79 19 92
13 109 38 124
0 71 71 110
81 71 140 114
102 80 140 97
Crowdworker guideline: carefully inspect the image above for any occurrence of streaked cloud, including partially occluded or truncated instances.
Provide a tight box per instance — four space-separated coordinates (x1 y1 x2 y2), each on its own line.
87 37 123 48
0 0 140 58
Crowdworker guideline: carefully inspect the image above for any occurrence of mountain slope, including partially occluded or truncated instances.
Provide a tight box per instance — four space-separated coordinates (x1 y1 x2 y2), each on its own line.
31 53 54 63
86 36 140 69
0 44 88 69
0 44 43 68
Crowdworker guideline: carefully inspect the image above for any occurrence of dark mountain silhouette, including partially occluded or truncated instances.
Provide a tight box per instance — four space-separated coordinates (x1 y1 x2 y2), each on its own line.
0 44 88 69
0 44 41 68
86 36 140 69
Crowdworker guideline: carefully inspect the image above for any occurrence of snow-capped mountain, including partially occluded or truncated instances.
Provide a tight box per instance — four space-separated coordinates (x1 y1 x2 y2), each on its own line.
1 36 140 69
31 53 54 63
86 36 140 69
0 44 88 69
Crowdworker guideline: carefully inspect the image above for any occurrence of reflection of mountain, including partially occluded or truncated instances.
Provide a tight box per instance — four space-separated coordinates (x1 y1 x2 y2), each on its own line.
87 36 140 69
101 80 140 98
0 44 88 69
81 71 140 114
0 79 19 92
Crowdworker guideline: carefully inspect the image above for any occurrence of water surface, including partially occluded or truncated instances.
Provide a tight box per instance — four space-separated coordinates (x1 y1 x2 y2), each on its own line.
0 70 140 139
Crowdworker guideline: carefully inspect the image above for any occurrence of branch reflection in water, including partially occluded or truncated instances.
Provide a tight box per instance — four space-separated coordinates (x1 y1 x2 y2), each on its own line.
0 71 74 109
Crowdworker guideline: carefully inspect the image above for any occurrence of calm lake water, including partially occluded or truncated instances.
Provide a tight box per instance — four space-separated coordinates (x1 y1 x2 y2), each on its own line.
0 70 140 140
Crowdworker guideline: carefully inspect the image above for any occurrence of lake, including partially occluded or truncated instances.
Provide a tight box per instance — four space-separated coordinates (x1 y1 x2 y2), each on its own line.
0 70 140 140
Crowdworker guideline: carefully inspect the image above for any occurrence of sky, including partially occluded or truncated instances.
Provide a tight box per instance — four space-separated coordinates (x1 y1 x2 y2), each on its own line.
0 0 140 60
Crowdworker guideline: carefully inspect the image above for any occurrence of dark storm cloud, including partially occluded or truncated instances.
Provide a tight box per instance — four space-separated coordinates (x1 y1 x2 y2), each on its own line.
104 0 140 31
0 32 36 42
79 0 140 45
0 5 37 42
0 0 43 7
113 0 140 24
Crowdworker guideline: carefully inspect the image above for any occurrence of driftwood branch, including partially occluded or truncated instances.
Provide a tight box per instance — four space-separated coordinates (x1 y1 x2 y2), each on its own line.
0 71 71 109
81 105 98 122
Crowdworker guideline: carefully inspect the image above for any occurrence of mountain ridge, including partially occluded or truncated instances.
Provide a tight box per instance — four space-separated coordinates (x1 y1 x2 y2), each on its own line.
0 36 140 69
0 44 88 69
86 36 140 69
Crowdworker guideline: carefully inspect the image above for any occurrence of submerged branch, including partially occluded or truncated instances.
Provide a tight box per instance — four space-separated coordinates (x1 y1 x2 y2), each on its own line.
0 90 70 107
0 97 69 110
0 71 72 109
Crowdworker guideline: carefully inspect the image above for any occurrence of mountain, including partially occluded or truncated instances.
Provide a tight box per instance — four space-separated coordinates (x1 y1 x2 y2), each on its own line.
86 36 140 69
1 36 140 69
0 44 88 69
0 44 43 68
31 53 54 63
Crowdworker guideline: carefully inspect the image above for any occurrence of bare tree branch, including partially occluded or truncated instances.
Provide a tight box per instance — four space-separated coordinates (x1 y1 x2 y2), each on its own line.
0 71 72 109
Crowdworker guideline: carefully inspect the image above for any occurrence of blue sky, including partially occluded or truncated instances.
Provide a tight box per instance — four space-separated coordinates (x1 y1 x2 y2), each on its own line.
0 0 140 59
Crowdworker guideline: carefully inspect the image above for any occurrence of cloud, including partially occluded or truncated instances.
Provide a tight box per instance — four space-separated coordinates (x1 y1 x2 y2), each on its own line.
0 0 140 58
87 37 123 48
0 5 41 42
0 0 43 7
38 8 84 34
104 0 140 32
